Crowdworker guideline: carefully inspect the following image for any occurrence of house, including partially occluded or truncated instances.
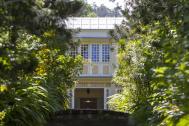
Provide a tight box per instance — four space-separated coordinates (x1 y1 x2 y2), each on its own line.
66 17 124 110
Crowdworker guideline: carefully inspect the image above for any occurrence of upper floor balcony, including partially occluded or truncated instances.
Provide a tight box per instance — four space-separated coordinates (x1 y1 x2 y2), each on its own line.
70 43 117 77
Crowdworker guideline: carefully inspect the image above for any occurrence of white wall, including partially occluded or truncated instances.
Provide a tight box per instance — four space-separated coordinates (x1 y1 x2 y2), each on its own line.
74 29 111 38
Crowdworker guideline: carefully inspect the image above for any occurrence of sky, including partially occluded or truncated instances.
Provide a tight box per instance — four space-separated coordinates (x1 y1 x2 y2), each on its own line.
85 0 125 9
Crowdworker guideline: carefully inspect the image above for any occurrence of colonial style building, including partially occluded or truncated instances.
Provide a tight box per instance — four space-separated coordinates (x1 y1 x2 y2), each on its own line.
66 17 124 110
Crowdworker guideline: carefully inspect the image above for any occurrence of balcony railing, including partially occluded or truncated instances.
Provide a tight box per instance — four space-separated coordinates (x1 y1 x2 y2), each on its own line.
66 17 125 30
81 62 114 77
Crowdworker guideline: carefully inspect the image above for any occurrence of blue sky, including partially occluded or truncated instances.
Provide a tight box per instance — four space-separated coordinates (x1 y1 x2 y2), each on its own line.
85 0 125 9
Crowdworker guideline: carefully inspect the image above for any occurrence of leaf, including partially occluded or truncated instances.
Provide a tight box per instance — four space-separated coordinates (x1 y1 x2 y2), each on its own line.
0 85 7 92
155 67 169 74
176 115 189 126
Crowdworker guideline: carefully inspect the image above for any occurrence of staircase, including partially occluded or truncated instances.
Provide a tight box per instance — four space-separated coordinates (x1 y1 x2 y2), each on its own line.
46 109 130 126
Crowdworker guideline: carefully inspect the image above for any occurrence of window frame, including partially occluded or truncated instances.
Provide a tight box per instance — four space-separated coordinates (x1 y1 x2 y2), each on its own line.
102 44 110 62
92 44 100 62
69 47 78 58
81 44 89 60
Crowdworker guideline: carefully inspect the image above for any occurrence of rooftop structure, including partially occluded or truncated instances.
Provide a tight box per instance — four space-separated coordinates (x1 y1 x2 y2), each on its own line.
66 17 125 30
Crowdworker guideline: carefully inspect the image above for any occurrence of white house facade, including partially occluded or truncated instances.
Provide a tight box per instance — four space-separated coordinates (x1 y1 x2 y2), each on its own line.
66 17 124 110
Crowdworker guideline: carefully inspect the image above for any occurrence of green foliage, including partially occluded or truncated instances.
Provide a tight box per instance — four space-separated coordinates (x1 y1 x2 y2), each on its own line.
109 0 189 125
79 3 97 17
0 0 83 126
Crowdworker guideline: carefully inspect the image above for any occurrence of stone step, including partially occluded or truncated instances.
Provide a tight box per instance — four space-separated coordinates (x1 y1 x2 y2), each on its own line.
48 119 128 126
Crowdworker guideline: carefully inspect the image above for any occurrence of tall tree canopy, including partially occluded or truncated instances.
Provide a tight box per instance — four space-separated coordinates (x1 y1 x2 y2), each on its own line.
0 0 83 126
78 2 122 17
78 3 97 17
109 0 189 125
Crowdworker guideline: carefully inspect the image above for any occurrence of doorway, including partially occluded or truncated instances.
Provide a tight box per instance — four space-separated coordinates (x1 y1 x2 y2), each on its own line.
80 98 97 109
74 88 104 109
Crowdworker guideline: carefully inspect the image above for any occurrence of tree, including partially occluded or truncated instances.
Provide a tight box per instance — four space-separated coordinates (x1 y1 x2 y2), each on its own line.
0 0 83 126
109 0 189 125
78 3 97 17
93 4 122 17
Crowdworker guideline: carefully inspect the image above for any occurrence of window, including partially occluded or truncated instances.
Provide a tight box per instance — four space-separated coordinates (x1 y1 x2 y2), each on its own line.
70 47 78 58
92 44 99 62
102 44 110 62
81 44 89 59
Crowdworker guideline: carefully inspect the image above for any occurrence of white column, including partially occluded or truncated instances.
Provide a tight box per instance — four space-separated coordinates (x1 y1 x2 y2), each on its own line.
71 89 75 109
67 90 72 109
99 44 103 75
78 45 81 53
104 88 107 109
99 44 102 62
89 44 92 75
111 42 118 75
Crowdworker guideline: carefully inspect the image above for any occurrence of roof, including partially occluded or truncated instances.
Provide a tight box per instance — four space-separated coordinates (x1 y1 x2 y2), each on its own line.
66 17 125 30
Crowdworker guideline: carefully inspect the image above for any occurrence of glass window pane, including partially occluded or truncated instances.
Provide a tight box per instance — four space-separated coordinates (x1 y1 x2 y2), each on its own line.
102 44 110 62
81 44 89 59
70 47 78 58
92 44 99 62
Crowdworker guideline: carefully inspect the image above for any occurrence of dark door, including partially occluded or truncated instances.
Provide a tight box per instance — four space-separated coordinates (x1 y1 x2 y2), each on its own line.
80 98 97 109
